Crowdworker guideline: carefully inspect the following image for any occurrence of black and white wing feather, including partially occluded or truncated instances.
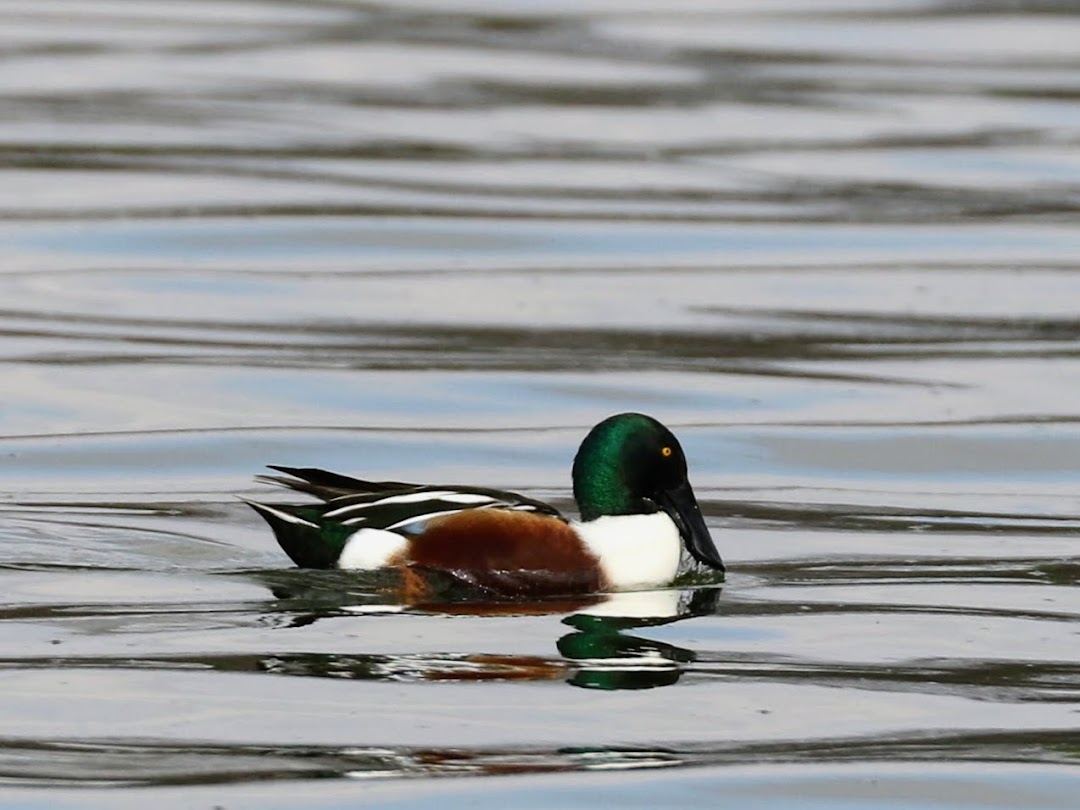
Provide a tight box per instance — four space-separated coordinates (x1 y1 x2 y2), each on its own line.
258 465 564 535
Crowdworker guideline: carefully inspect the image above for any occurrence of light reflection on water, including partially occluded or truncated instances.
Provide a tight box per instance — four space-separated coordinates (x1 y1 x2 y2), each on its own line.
0 0 1078 806
11 219 1080 264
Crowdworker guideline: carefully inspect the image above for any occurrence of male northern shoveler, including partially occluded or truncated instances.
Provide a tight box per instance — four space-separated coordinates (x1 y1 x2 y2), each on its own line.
246 412 723 598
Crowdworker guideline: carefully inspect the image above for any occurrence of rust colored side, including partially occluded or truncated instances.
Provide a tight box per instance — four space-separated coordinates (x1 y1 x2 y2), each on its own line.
402 510 605 597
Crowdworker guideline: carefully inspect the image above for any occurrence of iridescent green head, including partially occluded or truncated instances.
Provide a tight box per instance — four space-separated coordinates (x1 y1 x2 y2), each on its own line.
571 413 724 571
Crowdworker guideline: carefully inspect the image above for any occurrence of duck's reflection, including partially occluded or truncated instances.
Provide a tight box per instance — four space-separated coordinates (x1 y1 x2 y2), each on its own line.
558 587 719 690
254 570 720 690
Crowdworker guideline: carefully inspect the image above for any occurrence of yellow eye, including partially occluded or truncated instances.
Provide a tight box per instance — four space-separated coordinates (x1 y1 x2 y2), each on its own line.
661 446 673 457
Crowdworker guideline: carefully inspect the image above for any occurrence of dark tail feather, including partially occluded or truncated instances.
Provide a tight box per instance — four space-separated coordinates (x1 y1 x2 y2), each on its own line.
242 498 340 568
263 465 417 501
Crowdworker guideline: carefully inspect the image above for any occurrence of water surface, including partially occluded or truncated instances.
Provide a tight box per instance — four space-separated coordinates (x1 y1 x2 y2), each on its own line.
0 1 1078 807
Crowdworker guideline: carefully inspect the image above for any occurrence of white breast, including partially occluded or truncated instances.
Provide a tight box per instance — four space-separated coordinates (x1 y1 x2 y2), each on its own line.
571 512 681 590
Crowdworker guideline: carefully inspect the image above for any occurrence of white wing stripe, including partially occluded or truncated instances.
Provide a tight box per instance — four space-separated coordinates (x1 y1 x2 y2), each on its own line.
384 502 503 531
322 490 497 519
384 509 464 531
369 490 464 506
440 493 499 504
251 502 320 529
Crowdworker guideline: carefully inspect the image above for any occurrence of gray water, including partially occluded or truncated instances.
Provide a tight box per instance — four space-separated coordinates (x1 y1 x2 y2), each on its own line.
1 1 1079 807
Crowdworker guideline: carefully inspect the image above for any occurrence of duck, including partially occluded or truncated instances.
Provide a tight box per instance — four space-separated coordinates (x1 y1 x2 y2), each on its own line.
246 412 724 599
